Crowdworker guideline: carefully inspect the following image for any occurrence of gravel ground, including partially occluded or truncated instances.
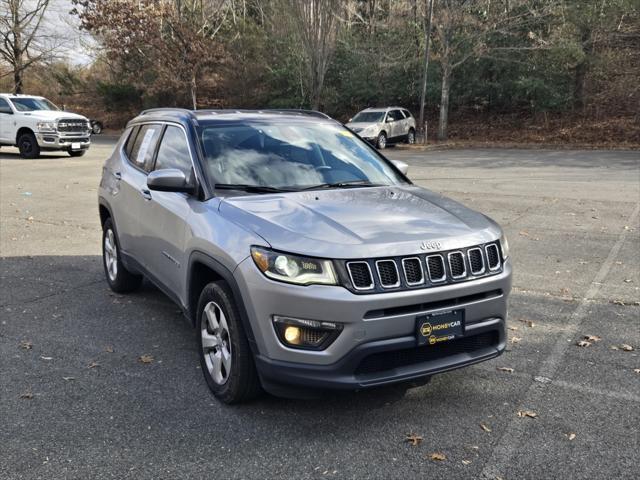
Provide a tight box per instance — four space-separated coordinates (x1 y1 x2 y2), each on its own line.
1 140 639 479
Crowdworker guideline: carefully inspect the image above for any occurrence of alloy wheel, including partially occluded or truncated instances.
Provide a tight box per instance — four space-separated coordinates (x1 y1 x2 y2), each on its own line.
103 229 118 282
201 301 232 385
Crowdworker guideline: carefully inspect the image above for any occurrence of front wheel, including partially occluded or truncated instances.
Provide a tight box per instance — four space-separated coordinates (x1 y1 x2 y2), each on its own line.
91 121 103 135
102 218 142 293
407 129 415 144
17 132 40 159
197 281 262 404
376 132 387 149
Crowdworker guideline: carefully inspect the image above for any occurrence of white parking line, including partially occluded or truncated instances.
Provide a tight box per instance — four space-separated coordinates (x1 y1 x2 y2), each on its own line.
480 203 640 480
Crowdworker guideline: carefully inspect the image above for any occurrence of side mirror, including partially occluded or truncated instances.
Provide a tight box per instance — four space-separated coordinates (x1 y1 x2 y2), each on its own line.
348 118 353 122
391 160 409 175
147 168 193 193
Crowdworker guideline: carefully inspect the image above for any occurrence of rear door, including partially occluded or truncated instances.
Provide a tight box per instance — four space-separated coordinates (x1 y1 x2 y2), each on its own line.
387 110 404 139
115 123 163 262
137 124 196 298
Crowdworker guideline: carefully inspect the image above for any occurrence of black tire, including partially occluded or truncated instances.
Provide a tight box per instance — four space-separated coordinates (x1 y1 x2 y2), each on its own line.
197 281 262 404
17 132 40 159
69 150 87 157
407 128 416 144
376 131 387 149
102 218 142 293
92 122 103 135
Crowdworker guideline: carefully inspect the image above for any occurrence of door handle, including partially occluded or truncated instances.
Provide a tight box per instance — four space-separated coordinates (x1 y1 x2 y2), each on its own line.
140 188 152 200
112 171 121 180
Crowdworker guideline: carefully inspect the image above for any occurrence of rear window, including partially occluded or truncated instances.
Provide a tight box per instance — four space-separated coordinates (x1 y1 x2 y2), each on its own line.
128 124 163 172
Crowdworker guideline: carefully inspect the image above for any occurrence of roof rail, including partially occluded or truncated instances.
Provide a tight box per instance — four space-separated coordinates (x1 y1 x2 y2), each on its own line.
262 109 333 120
140 107 195 117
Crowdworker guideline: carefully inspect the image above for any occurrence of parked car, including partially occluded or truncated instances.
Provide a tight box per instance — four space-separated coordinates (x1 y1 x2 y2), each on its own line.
0 93 91 158
346 107 416 149
90 119 104 134
98 108 511 403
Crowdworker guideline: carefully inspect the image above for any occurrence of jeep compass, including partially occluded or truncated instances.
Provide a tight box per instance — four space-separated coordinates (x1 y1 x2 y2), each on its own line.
98 108 512 403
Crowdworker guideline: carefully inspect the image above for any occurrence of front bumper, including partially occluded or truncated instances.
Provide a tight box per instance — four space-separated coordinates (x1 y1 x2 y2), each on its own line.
234 257 512 393
36 132 91 151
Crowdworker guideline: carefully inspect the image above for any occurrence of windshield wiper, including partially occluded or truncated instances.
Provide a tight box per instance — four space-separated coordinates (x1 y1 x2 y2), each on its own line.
299 180 385 191
214 183 293 193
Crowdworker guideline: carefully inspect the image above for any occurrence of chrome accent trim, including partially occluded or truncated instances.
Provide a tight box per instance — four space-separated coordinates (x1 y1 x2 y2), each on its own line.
425 254 446 283
467 247 486 275
375 259 401 288
346 261 374 291
485 244 502 271
401 257 425 286
447 251 467 279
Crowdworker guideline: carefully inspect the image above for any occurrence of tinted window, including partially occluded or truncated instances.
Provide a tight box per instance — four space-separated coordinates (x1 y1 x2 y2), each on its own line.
0 98 12 114
124 126 140 159
129 124 162 171
402 109 412 119
154 126 192 180
387 110 403 122
351 111 385 123
9 97 59 111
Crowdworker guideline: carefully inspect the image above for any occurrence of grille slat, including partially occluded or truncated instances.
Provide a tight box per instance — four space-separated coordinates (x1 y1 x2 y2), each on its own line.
467 248 485 275
448 251 466 278
57 118 88 133
402 257 424 285
376 260 400 288
346 261 374 290
485 244 501 270
426 255 446 282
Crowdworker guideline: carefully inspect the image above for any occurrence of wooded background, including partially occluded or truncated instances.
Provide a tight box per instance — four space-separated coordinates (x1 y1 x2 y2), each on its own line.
1 0 638 144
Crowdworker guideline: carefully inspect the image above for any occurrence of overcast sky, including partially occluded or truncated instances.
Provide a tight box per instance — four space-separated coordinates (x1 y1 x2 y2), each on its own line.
44 0 95 65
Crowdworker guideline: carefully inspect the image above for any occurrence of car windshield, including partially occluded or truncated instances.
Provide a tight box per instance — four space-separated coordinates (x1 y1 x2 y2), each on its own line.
351 111 385 123
199 122 407 191
9 97 59 112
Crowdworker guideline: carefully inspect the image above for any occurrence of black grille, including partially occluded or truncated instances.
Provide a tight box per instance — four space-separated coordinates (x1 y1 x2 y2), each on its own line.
347 262 373 289
376 260 399 287
57 119 88 133
402 258 424 285
486 244 500 270
468 248 484 274
449 252 466 278
427 255 445 281
355 332 498 376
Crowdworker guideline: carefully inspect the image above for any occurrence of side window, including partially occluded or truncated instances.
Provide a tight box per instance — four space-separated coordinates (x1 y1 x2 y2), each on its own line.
124 126 140 159
0 98 13 114
402 109 412 119
154 125 193 180
390 110 403 121
129 124 162 172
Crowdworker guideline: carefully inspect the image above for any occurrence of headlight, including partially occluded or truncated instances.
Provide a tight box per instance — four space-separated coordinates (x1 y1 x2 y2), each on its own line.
37 121 56 132
251 247 337 286
500 231 510 260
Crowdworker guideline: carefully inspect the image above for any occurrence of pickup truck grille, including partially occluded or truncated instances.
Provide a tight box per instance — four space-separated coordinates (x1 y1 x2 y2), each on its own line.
57 119 88 133
343 241 503 293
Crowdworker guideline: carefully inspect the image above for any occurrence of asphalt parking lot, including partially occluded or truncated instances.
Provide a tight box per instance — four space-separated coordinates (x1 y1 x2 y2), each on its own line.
1 139 639 479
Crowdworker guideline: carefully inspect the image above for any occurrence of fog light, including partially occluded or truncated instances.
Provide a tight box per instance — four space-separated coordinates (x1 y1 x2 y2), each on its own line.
273 315 343 350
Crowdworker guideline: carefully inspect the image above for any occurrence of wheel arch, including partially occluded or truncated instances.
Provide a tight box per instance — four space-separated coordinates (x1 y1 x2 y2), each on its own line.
16 127 35 144
187 251 259 353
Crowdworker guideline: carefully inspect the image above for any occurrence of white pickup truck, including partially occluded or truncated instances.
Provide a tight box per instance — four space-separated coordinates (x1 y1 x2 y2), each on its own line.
0 93 91 158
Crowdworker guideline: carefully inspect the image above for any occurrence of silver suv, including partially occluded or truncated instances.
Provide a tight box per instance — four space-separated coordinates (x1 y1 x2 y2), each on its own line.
98 108 511 403
346 107 416 149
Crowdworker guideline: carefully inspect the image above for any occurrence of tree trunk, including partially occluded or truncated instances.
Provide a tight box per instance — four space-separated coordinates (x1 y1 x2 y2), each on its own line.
190 73 197 109
12 29 23 94
438 64 451 141
573 29 592 111
418 0 434 141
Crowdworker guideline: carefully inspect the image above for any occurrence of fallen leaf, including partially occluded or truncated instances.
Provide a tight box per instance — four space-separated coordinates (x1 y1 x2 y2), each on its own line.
583 335 601 342
480 423 492 433
517 410 538 418
610 346 619 350
624 279 633 283
508 326 519 331
62 377 75 381
105 346 114 353
405 433 423 446
19 340 33 350
138 354 154 364
510 336 522 344
87 361 100 369
621 344 634 352
560 288 570 296
566 433 576 441
40 356 53 361
519 230 530 237
20 391 33 399
633 369 640 374
497 367 514 373
576 340 592 347
429 452 446 461
462 460 471 465
519 318 535 327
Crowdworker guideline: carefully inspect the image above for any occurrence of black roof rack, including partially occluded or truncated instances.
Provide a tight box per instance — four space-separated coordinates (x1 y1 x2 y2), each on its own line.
261 109 333 119
139 107 334 121
140 107 195 117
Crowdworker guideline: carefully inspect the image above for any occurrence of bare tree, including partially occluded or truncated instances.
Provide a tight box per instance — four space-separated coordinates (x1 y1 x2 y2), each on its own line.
282 0 342 110
418 0 434 141
0 0 58 93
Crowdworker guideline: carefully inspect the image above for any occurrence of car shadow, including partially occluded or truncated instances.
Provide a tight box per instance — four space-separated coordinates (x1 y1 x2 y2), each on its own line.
0 150 72 160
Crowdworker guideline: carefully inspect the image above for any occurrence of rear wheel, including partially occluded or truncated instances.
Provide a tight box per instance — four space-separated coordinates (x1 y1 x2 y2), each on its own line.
407 129 415 144
197 281 262 404
376 131 387 149
91 121 103 135
17 132 40 159
102 218 142 293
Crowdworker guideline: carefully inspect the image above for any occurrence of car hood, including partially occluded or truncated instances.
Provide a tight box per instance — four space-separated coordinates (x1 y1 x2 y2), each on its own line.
219 185 501 258
18 110 88 121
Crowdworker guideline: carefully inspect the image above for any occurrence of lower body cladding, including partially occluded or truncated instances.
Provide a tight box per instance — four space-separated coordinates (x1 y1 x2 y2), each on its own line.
36 132 91 152
235 258 512 397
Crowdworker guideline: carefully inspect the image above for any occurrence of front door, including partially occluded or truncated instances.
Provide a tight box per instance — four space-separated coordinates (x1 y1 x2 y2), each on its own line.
0 98 14 143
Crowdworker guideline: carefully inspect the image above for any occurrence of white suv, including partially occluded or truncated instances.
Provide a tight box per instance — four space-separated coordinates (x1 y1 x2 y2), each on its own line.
0 94 91 158
346 107 416 149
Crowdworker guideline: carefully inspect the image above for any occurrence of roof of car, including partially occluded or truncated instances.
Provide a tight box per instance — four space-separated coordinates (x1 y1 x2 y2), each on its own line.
0 93 43 98
361 106 408 112
130 108 337 126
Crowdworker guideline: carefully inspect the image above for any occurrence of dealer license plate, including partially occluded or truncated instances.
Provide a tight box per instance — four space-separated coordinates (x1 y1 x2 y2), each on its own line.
416 309 464 346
